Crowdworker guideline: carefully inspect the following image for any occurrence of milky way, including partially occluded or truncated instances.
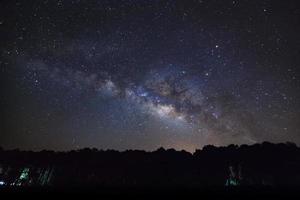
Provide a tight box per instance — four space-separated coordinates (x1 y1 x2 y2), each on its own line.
1 0 300 152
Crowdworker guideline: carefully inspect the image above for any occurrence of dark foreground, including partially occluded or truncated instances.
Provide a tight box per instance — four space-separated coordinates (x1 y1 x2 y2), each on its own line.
1 186 300 199
1 142 300 199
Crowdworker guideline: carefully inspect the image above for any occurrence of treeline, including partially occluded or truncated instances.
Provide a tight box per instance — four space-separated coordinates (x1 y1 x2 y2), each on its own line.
0 142 300 187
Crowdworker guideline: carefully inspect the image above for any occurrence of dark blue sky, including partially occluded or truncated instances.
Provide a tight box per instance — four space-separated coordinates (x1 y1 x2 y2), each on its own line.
1 0 300 152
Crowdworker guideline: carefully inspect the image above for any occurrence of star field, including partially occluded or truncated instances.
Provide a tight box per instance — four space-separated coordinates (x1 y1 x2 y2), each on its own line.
1 0 300 152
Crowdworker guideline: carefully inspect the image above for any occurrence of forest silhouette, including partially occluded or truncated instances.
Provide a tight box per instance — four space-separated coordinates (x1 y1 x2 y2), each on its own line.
1 141 300 189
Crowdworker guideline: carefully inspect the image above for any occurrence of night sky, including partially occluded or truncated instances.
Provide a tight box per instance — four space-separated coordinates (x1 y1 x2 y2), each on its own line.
1 0 300 152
